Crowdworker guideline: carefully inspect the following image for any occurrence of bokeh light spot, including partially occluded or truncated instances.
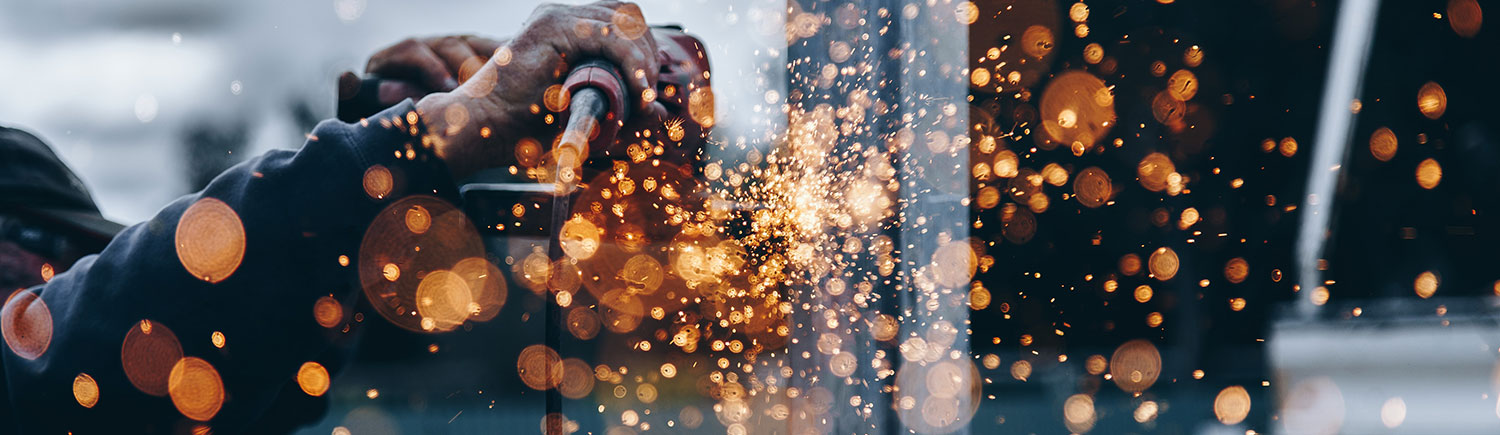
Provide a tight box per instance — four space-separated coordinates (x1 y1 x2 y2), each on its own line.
1110 339 1162 394
73 373 99 408
1 290 51 360
168 357 225 422
1214 385 1251 424
1417 81 1447 119
1370 127 1398 162
362 165 393 200
298 361 331 397
1416 158 1443 189
314 296 344 328
175 198 246 283
122 320 183 397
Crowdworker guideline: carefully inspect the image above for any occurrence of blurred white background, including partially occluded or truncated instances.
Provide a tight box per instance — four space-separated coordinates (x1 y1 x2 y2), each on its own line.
0 0 784 224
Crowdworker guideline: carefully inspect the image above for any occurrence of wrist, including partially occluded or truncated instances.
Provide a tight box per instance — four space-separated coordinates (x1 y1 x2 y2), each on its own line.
416 92 485 182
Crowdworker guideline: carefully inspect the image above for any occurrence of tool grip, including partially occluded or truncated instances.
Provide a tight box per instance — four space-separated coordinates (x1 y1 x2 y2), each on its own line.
560 59 630 155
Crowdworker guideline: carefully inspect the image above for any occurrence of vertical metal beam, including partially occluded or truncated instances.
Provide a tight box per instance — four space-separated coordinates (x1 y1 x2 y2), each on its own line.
1297 0 1381 316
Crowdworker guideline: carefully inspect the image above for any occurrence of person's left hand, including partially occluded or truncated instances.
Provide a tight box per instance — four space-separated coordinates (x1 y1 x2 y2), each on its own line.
338 35 507 107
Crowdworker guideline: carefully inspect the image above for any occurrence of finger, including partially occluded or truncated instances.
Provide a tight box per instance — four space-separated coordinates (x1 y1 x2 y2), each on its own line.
367 38 458 92
607 3 659 108
460 35 507 60
630 26 661 105
337 71 361 101
428 36 485 85
556 18 659 111
377 81 430 106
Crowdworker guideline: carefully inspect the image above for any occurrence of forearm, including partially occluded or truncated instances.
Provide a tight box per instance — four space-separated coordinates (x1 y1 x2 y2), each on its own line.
0 100 456 433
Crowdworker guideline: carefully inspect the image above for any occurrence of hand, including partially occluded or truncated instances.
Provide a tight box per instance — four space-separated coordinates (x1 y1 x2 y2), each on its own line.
415 1 670 182
341 35 506 107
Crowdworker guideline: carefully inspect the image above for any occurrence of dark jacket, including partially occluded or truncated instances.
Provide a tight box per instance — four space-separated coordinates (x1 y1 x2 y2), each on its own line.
0 100 457 433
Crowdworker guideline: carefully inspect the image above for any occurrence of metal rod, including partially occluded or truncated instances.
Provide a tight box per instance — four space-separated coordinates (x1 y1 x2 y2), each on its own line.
544 86 606 434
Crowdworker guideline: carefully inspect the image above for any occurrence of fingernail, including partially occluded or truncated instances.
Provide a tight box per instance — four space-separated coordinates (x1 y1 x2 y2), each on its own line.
444 77 460 91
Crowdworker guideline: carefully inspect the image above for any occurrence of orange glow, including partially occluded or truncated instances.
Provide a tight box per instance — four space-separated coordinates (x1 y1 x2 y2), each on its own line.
873 314 899 341
175 197 246 283
542 84 571 113
558 358 595 399
969 283 991 310
515 138 542 168
1418 81 1447 119
599 289 645 334
1134 285 1154 303
567 306 601 340
414 270 473 331
1448 0 1483 38
1370 127 1398 162
313 296 344 328
620 255 665 294
1416 158 1443 189
1148 247 1179 281
1119 253 1142 276
1214 385 1251 424
1010 360 1032 381
1166 69 1198 101
559 216 603 260
122 319 183 397
451 257 506 322
493 46 513 66
359 196 484 333
1224 257 1249 284
1084 43 1104 64
362 165 393 199
1 290 51 360
1415 271 1439 299
970 67 990 87
1137 153 1175 192
1146 312 1164 327
405 205 432 234
168 357 225 421
1110 339 1162 394
1021 25 1055 59
382 263 400 282
1074 167 1112 208
956 1 980 24
1038 71 1115 151
517 344 564 391
1086 355 1108 375
689 87 716 128
74 373 99 408
297 361 331 397
1063 394 1096 433
611 3 648 39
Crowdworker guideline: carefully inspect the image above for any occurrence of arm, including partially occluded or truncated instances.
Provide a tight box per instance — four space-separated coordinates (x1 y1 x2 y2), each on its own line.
0 2 663 431
0 101 454 433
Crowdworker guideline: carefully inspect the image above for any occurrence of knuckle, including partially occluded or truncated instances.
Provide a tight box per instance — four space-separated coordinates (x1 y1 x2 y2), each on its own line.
434 36 463 50
395 37 422 50
531 8 565 28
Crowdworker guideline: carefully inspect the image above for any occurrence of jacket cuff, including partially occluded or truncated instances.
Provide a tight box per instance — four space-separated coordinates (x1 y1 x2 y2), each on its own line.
331 99 461 205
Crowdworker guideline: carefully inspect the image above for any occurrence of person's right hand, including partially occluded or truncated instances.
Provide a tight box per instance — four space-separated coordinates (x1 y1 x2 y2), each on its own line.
415 1 670 182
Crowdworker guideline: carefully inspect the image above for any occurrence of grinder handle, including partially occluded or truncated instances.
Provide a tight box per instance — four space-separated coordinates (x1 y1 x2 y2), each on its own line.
558 59 630 158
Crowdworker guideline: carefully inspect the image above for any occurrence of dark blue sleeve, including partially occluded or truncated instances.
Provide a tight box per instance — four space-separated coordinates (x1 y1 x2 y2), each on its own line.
0 100 458 433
